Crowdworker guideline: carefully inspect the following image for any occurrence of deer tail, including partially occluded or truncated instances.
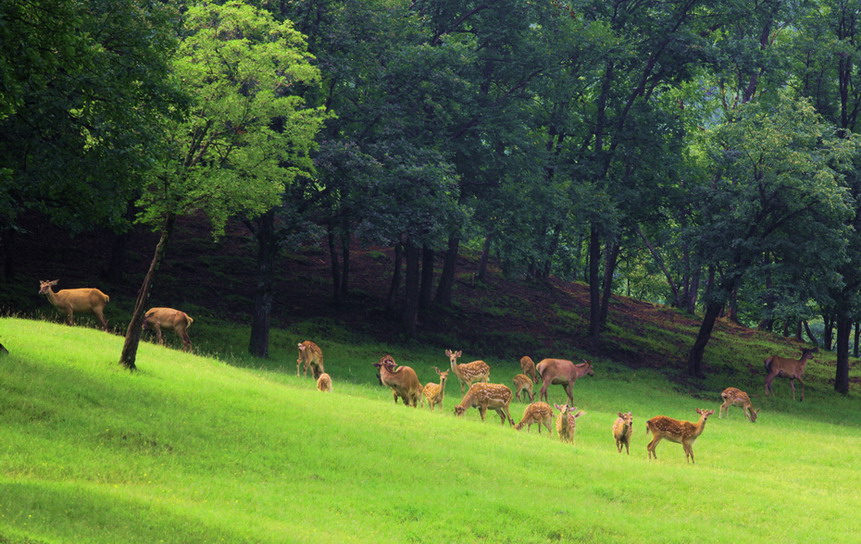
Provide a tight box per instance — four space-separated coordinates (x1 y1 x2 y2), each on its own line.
185 314 194 327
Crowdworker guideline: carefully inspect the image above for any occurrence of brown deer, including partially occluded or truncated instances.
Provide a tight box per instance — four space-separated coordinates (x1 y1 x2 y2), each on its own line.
445 349 491 392
373 355 422 407
719 387 758 422
513 374 535 402
519 356 538 383
454 383 514 425
764 347 817 401
646 408 714 464
316 373 333 392
514 402 554 435
142 307 194 351
297 340 324 379
536 358 594 405
421 367 449 411
38 280 110 331
612 412 633 454
554 404 585 444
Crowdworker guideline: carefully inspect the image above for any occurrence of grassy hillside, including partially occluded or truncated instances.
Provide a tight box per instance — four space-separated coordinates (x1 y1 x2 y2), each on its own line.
1 318 860 543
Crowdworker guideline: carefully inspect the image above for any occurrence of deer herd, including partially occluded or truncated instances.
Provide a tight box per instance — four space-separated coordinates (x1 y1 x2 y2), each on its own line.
37 279 820 464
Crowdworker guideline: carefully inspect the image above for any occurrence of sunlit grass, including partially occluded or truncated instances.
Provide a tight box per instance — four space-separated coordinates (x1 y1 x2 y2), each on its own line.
1 317 860 543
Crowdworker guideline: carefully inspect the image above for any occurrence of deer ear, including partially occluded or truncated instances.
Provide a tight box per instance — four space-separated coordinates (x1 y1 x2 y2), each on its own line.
456 350 462 357
618 412 624 417
51 279 59 284
555 404 563 411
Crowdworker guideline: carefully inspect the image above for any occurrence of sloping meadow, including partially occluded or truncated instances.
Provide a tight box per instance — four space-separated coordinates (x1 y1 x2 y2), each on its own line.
1 318 860 543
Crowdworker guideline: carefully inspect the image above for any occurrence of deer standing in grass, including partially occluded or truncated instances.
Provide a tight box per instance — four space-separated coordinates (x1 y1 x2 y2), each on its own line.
515 402 554 435
143 307 194 351
297 341 324 379
764 347 817 401
316 373 333 392
38 280 110 331
612 412 633 454
513 374 535 402
373 355 422 407
454 383 514 425
536 359 594 405
555 404 585 444
646 409 714 464
719 387 758 422
519 356 538 383
421 367 449 411
445 349 491 392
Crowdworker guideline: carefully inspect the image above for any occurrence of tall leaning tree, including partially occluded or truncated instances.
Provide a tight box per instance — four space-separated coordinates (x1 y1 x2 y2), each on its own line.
120 1 327 369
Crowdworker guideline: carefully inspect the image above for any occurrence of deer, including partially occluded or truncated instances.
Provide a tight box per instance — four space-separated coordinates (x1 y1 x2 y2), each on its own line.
519 356 538 383
612 412 633 454
373 355 422 407
646 408 714 464
445 349 491 392
142 307 194 351
454 383 514 425
719 387 758 422
316 373 333 392
764 347 817 401
554 404 585 444
536 358 594 405
38 279 110 331
514 402 554 435
421 367 449 411
297 340 324 379
513 374 535 402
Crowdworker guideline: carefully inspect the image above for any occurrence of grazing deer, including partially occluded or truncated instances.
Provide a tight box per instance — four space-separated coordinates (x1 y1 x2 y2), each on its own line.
764 347 817 401
142 307 194 351
514 402 554 435
646 409 714 464
719 387 758 422
38 279 110 331
513 374 535 402
445 349 491 392
554 404 585 444
297 340 324 379
421 367 449 411
373 355 422 407
519 356 538 383
454 383 514 425
612 412 633 454
316 373 333 392
536 358 594 405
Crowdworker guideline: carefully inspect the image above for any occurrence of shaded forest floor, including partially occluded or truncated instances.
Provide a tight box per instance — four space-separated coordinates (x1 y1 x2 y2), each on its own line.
2 212 820 389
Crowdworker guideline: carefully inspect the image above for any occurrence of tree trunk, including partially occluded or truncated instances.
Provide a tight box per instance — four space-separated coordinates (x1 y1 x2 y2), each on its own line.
835 314 851 394
435 235 459 306
598 240 620 329
327 223 341 304
795 320 803 342
340 228 350 297
386 242 403 312
248 210 277 358
542 225 562 280
803 320 818 346
854 321 860 358
419 245 434 315
119 214 175 371
477 234 492 282
588 224 601 340
402 240 420 337
686 268 701 314
725 287 740 324
823 312 834 351
686 301 722 377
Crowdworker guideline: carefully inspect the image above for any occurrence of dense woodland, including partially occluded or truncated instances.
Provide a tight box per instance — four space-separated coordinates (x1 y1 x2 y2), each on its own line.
3 0 861 389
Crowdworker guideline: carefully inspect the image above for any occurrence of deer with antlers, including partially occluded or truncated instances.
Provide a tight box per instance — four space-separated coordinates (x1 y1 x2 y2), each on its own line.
445 349 491 392
421 367 449 411
38 280 110 331
719 387 758 422
764 347 817 401
454 383 514 425
646 409 714 464
536 358 594 405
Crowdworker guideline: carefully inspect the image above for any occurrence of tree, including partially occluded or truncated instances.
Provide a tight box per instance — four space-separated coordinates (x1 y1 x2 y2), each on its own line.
685 95 852 377
119 1 327 369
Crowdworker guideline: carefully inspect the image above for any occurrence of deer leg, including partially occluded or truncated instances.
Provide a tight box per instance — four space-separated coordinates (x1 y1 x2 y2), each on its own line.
719 401 729 418
624 440 630 455
539 381 549 403
647 437 661 459
65 309 75 326
565 383 574 406
790 379 797 401
478 406 487 421
502 406 514 426
94 308 109 331
797 377 805 402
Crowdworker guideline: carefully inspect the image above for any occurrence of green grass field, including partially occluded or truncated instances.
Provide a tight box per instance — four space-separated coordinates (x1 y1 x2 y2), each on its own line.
1 317 860 543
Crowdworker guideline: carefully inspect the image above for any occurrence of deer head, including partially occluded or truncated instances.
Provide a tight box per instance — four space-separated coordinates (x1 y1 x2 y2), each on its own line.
38 279 59 295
